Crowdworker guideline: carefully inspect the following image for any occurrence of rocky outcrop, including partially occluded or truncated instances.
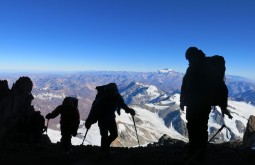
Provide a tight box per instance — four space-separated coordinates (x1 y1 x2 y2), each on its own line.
147 134 186 147
242 115 255 149
0 77 46 147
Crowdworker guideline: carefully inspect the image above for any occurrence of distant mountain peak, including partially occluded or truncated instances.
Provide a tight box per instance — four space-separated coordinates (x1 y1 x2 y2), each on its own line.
158 68 175 74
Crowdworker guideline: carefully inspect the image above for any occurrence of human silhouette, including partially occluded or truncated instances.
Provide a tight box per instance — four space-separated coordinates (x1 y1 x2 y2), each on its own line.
180 47 231 162
46 97 80 152
0 77 46 147
85 83 136 152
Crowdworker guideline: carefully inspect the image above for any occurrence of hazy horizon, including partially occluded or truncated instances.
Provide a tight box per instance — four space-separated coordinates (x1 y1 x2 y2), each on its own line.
1 68 254 82
1 0 255 79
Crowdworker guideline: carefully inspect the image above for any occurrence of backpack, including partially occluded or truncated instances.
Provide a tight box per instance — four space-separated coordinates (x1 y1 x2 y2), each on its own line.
87 83 121 123
62 97 78 109
204 55 228 108
61 97 80 134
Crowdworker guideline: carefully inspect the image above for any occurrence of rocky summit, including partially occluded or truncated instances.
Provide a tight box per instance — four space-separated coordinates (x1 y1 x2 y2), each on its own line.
0 134 254 165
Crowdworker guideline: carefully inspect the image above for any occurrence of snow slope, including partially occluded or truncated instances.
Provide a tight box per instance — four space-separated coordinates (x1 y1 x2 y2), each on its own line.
47 106 186 147
47 93 255 146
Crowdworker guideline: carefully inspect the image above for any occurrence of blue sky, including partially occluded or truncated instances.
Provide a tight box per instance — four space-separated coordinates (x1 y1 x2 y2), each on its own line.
0 0 255 79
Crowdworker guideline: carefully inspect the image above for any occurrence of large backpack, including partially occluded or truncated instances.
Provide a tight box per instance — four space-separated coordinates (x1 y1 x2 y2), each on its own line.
62 97 78 109
204 55 228 108
86 83 121 124
61 97 80 134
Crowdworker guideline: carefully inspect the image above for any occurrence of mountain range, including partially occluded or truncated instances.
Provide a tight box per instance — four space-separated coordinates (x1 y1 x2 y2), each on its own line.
1 69 255 147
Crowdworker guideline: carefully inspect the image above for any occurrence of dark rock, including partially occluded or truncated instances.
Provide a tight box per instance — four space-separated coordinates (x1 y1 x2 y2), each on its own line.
0 77 46 149
242 115 255 149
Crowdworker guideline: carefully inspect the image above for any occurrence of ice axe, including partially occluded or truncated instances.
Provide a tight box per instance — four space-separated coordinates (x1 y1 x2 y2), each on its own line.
81 129 89 146
132 115 140 147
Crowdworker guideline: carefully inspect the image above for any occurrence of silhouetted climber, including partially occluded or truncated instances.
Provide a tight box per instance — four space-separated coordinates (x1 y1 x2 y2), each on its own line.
12 76 34 117
14 77 46 145
180 47 232 162
85 83 136 152
46 97 80 152
0 77 33 138
0 76 46 147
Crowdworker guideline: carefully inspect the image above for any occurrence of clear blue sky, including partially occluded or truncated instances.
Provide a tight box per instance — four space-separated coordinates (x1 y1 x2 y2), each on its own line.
0 0 254 79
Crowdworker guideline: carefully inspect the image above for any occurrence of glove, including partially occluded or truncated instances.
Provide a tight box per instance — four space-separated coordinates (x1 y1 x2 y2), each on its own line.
221 108 233 119
129 108 136 116
85 120 92 129
45 113 51 119
42 126 47 133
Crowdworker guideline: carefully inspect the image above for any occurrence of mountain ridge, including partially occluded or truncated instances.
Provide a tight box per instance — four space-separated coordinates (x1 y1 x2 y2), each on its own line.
1 71 255 147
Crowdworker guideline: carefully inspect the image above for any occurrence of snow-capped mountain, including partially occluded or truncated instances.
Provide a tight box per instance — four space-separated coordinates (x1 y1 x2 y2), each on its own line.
115 106 186 146
47 86 255 147
2 70 255 111
1 71 255 147
145 93 255 143
158 68 175 74
47 106 187 147
120 82 167 105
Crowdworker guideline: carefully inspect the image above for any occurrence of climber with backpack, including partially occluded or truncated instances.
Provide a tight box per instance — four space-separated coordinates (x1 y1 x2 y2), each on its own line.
46 97 80 152
85 83 136 152
180 47 232 163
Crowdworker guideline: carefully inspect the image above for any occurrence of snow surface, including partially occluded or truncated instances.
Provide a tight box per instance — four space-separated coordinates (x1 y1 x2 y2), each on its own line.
47 106 186 147
116 107 187 144
145 103 169 110
146 85 160 98
34 92 66 100
169 94 181 104
160 100 173 105
133 82 161 100
228 100 255 119
47 93 255 147
207 100 255 142
47 120 101 146
158 68 174 73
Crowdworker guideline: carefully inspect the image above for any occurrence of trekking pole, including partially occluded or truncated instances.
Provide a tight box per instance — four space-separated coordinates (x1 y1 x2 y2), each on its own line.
45 119 49 135
186 124 227 165
208 124 226 143
132 115 140 147
81 129 89 146
209 107 232 142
